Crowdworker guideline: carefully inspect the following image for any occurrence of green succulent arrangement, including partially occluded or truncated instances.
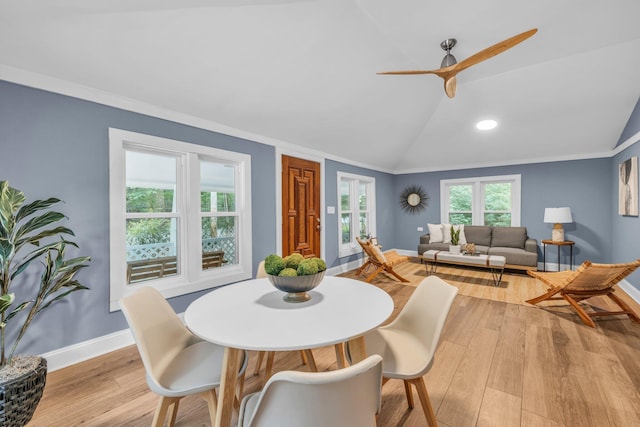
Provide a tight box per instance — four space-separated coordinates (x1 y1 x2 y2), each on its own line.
450 225 461 246
264 253 327 277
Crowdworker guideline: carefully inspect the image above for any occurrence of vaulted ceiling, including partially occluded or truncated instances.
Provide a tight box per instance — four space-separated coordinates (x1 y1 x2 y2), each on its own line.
1 0 640 173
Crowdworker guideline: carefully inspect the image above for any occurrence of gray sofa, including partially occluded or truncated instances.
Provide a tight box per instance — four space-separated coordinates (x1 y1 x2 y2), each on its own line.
418 225 538 270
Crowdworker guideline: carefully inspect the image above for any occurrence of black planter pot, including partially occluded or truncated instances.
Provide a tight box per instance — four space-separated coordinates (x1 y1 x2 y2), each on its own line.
0 357 47 427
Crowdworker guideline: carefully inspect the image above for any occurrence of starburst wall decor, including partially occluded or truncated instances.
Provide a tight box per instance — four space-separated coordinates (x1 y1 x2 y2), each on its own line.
399 185 428 214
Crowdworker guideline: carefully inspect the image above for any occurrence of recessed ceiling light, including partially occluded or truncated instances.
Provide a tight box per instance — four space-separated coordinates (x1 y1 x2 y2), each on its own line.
476 119 497 130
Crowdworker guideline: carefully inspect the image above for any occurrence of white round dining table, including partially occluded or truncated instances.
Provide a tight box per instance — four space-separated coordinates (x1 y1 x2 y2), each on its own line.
185 275 393 351
184 275 393 427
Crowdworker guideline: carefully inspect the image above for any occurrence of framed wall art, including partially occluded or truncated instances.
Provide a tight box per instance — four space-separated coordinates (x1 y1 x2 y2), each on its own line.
619 156 638 216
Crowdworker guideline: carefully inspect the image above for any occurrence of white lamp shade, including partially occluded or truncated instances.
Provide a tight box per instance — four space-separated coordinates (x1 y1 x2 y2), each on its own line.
544 207 573 224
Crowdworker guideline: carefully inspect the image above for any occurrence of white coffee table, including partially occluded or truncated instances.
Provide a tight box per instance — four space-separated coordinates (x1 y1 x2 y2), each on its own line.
422 249 506 286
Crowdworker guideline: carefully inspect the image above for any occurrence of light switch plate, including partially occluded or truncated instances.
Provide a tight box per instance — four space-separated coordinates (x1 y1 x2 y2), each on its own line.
417 227 424 231
327 206 335 214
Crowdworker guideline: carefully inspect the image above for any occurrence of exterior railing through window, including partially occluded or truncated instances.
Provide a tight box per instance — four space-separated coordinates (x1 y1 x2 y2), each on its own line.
126 237 236 284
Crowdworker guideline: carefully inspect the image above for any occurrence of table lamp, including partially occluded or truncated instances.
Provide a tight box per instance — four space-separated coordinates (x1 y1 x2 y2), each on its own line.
544 207 573 242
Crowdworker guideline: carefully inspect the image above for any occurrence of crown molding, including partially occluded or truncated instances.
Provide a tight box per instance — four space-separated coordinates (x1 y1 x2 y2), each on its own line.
0 64 632 176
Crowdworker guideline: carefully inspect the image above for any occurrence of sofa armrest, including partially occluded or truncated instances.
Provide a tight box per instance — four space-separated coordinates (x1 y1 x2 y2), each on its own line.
419 234 431 244
525 238 538 253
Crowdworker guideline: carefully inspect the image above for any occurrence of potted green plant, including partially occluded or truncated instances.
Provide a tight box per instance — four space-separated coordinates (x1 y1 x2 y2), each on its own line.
0 181 91 426
449 225 461 254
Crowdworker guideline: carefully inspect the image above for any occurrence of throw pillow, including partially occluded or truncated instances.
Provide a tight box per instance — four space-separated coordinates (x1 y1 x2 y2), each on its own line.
442 223 452 243
458 224 467 245
369 242 388 264
427 223 445 243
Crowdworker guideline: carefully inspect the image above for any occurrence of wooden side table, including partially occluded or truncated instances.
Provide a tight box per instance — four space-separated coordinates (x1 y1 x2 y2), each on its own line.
542 239 575 271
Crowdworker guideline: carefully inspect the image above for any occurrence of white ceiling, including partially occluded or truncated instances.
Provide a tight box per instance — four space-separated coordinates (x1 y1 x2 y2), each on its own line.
2 0 640 173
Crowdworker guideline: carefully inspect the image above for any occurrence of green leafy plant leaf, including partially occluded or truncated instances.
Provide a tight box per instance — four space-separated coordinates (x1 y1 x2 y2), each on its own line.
0 181 91 366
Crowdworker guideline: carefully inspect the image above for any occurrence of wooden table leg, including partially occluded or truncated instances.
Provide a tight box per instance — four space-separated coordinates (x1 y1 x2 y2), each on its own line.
215 347 242 427
346 336 367 364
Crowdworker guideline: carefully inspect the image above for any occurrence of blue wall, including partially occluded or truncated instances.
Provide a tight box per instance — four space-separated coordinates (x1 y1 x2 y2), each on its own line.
612 96 640 289
1 79 638 357
0 80 277 355
392 159 613 268
324 160 396 268
612 143 640 288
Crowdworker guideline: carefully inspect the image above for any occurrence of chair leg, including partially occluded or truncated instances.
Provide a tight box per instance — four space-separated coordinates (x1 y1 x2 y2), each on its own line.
264 351 276 382
302 349 318 372
365 266 385 282
403 380 414 409
253 350 266 376
152 396 180 427
300 350 308 365
356 260 373 275
411 377 438 427
334 343 347 368
525 287 561 305
167 399 180 427
608 292 640 323
386 267 410 283
236 366 246 403
562 294 597 328
199 389 218 426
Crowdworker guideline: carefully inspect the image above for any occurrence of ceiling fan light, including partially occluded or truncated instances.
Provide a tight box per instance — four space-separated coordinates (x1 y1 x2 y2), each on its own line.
476 119 497 130
441 54 457 68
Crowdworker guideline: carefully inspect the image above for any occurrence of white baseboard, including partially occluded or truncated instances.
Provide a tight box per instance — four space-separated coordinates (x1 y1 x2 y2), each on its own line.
43 265 640 373
618 279 640 303
326 260 362 275
43 312 185 372
536 261 572 272
395 249 419 257
43 329 134 372
44 265 362 371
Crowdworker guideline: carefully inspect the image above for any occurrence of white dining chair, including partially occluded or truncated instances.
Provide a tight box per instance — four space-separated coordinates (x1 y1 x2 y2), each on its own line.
239 354 383 427
347 275 458 427
120 287 247 427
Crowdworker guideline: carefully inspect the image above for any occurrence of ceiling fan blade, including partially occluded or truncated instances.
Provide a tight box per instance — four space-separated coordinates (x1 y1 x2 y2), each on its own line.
444 76 457 98
453 28 537 73
376 70 440 75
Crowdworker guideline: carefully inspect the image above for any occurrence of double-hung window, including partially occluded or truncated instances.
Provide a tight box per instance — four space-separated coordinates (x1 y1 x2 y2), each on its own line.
441 174 521 226
109 129 252 311
338 172 376 257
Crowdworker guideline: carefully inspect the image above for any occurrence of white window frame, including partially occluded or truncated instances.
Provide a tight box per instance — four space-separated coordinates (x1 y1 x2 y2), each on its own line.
440 174 521 226
108 128 252 311
337 172 376 257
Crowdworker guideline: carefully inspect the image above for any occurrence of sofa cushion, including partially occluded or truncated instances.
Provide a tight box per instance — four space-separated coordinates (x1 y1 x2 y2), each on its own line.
477 245 490 254
427 223 445 243
491 226 527 249
488 247 538 267
463 226 492 246
418 242 450 253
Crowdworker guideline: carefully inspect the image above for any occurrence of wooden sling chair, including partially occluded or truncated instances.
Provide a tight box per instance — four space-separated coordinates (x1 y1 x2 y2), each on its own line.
355 237 410 283
526 259 640 328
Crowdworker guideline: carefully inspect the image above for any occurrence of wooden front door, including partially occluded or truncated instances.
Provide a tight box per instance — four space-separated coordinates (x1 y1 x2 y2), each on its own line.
282 155 321 257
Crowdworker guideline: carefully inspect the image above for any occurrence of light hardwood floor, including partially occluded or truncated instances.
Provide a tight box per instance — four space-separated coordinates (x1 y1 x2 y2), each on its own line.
30 266 640 426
